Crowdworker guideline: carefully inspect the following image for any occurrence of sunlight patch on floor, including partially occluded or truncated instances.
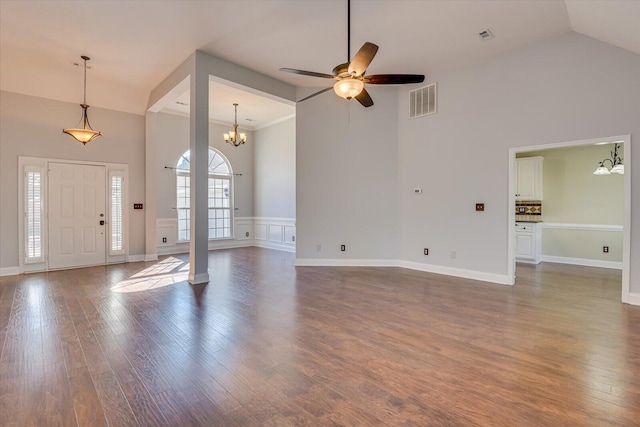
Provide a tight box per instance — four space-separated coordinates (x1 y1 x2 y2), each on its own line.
112 256 189 293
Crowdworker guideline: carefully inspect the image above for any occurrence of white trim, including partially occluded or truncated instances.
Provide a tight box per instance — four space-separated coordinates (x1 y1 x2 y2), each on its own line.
399 261 511 285
18 156 130 274
144 254 159 262
541 223 623 232
509 134 631 301
253 114 296 131
0 266 20 277
188 272 209 285
255 241 296 253
540 255 622 270
127 255 146 262
253 217 296 224
295 259 397 267
627 293 640 306
294 259 510 285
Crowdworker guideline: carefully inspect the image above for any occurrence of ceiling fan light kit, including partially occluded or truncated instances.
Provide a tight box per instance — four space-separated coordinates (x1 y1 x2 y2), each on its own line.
280 0 424 107
334 78 364 99
63 55 103 144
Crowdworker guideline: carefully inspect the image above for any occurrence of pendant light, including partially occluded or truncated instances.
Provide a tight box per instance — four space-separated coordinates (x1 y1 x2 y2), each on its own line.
223 103 247 147
593 143 624 175
63 55 103 144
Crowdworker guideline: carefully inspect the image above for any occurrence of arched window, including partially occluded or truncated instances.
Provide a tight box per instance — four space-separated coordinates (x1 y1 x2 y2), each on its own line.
176 148 233 241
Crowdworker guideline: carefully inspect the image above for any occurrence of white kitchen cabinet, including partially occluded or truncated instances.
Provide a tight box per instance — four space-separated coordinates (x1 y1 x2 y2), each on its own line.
515 157 543 200
515 222 541 264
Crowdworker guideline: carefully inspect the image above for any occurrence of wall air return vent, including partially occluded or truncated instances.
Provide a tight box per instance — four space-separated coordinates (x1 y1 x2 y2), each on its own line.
409 83 437 119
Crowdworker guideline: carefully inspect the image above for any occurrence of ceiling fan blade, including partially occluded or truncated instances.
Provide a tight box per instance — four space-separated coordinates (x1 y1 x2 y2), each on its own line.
279 68 335 79
364 74 425 85
355 87 374 108
298 87 333 103
348 42 379 76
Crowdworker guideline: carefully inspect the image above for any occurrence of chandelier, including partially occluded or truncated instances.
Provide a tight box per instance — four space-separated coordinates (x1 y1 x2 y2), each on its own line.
63 55 103 144
593 143 624 175
223 103 247 147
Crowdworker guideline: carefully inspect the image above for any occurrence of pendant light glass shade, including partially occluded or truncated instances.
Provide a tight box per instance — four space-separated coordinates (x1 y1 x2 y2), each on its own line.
63 56 102 145
593 142 624 175
610 164 624 174
333 78 364 99
593 165 610 175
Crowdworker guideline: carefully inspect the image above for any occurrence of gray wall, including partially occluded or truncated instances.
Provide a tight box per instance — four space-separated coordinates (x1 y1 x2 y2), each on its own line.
0 91 145 268
295 32 639 291
254 117 296 218
155 112 254 220
397 33 639 289
296 88 399 260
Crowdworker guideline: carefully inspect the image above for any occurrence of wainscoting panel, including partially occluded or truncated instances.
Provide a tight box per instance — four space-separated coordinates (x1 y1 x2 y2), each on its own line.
284 226 296 245
155 217 296 255
254 218 296 253
254 224 268 241
540 223 623 267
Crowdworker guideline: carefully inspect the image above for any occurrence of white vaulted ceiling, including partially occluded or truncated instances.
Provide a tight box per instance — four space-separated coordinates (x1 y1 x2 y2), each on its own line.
1 0 638 122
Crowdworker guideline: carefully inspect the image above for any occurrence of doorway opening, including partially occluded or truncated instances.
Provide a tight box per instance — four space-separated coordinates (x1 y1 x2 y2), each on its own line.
507 135 631 303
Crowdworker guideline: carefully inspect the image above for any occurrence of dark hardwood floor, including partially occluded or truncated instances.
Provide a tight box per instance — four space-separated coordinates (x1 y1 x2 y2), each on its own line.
1 247 638 426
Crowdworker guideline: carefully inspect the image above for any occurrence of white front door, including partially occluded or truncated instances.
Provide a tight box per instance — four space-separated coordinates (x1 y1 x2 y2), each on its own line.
48 163 106 269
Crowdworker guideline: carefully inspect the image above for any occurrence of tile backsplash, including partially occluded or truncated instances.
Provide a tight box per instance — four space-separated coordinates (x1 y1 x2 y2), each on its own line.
515 200 542 222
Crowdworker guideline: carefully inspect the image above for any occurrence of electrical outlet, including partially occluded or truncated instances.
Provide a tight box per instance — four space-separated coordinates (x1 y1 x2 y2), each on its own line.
450 251 457 259
162 237 167 243
475 203 485 211
292 236 295 242
424 248 429 255
340 244 346 252
603 246 609 253
246 231 250 237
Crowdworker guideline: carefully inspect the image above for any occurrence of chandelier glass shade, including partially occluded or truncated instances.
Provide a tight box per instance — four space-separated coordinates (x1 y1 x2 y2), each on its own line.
63 56 102 145
223 103 247 147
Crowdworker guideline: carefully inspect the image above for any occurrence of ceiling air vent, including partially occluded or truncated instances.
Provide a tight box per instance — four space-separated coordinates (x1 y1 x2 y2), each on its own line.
409 83 437 119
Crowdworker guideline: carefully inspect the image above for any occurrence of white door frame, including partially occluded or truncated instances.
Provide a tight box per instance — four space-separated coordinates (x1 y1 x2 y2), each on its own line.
507 135 631 304
17 156 129 273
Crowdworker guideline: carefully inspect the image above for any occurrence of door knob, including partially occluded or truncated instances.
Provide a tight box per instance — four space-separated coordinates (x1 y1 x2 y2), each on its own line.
100 220 105 225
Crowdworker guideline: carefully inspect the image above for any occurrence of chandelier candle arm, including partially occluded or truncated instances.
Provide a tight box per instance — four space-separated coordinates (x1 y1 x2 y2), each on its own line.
224 103 246 147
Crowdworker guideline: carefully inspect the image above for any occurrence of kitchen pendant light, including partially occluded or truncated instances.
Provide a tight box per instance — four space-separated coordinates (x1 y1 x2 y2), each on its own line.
223 103 247 147
593 142 623 175
63 55 102 144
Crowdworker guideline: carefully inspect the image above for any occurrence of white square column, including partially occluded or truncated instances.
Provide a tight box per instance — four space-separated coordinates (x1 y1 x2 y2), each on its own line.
188 56 210 284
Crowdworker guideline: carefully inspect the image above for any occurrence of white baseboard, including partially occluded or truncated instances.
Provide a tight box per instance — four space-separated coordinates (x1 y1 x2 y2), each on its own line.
188 272 209 284
295 258 397 267
398 260 511 285
294 258 510 285
0 266 20 277
541 255 622 270
143 254 158 262
626 293 640 306
255 241 296 253
127 255 146 262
